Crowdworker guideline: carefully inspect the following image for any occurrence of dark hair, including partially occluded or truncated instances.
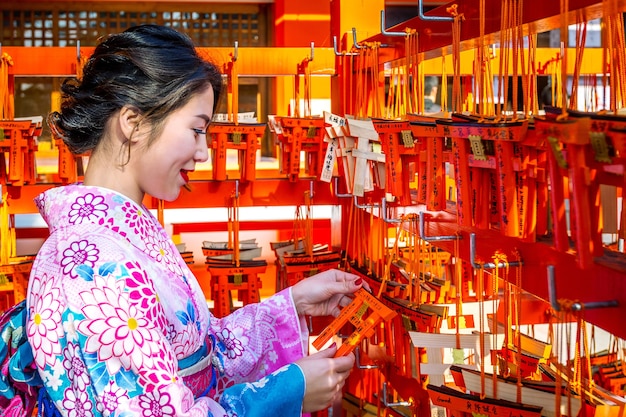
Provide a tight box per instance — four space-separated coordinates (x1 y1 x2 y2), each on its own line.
49 24 223 154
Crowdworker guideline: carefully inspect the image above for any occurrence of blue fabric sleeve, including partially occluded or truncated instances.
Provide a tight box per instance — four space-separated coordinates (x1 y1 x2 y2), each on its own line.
219 363 305 417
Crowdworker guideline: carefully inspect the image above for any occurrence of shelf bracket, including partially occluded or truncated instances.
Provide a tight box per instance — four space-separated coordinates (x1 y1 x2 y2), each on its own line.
352 28 363 49
333 35 358 56
380 10 407 37
355 346 379 369
381 381 412 408
469 233 522 269
381 198 402 224
333 177 352 198
354 195 380 210
419 212 460 241
418 0 453 21
547 265 619 312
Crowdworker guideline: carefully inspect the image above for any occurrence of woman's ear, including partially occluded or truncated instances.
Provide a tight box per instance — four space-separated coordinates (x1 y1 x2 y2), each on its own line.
117 105 144 144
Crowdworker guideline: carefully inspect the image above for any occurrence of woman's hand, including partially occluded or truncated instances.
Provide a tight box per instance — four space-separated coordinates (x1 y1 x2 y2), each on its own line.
296 344 355 413
291 269 367 317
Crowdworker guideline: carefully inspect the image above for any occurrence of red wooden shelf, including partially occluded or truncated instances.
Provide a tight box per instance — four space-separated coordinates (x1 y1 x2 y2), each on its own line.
370 0 626 59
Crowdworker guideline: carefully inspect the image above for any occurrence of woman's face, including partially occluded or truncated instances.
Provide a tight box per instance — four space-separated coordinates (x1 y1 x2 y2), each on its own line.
131 85 214 202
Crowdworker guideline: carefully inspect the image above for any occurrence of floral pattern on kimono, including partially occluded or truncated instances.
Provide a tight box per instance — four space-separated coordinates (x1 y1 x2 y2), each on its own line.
26 184 309 417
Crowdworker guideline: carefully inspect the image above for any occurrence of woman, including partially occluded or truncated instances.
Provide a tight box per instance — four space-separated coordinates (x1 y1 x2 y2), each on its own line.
25 24 363 416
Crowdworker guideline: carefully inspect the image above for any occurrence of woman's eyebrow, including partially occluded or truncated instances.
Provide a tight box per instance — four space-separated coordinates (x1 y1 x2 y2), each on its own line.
195 114 211 123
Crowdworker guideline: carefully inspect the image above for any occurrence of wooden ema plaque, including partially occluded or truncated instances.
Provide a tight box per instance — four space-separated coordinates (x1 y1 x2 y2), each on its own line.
407 119 448 211
0 118 42 186
278 117 326 182
312 288 397 357
535 115 600 269
436 116 529 237
373 119 419 206
542 109 626 267
357 270 444 332
208 122 266 181
427 384 543 417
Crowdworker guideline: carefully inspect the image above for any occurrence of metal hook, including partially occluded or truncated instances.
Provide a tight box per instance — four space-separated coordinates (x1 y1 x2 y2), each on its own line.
381 198 402 224
355 346 379 369
418 0 454 21
232 41 239 61
547 265 619 312
333 35 358 56
381 381 412 408
76 40 81 61
418 212 460 241
309 180 314 200
380 10 407 37
333 177 352 198
309 41 314 62
332 36 341 56
234 179 239 198
469 233 522 269
352 27 363 49
354 195 380 210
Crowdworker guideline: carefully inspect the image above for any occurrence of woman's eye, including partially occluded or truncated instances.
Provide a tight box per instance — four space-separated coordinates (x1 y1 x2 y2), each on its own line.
192 128 207 135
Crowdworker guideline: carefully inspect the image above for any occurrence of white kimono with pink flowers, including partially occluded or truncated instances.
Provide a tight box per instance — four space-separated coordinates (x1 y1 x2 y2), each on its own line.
27 184 309 417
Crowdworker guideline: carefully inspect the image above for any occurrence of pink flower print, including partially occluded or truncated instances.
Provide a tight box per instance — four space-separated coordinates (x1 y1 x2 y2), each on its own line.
124 261 166 329
217 329 244 359
98 217 127 238
62 386 94 417
171 327 200 360
61 240 99 279
144 235 183 275
138 390 175 417
77 284 161 375
145 235 170 263
138 345 178 392
62 342 90 391
27 274 63 369
121 202 150 236
97 381 129 417
68 193 108 225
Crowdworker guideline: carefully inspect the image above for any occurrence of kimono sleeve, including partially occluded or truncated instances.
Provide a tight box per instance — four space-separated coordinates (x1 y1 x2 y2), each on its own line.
209 287 309 392
219 363 305 417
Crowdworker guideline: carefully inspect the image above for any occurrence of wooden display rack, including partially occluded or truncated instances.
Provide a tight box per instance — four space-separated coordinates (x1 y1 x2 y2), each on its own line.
281 250 342 288
0 118 42 186
206 261 267 318
274 116 327 182
209 121 266 182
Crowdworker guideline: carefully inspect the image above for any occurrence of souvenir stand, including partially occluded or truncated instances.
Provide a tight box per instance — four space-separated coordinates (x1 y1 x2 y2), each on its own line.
1 0 626 416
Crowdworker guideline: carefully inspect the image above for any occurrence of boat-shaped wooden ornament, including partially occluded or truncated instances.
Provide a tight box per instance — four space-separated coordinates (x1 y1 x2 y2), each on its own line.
427 384 544 417
456 365 582 417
